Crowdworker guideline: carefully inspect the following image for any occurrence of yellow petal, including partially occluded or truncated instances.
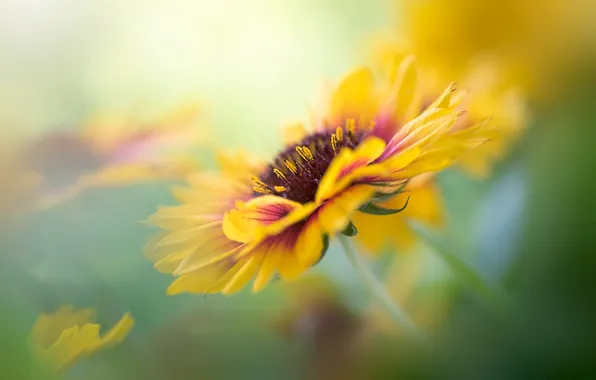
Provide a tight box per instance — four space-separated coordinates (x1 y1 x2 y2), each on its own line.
98 313 135 347
277 252 307 281
329 67 378 124
224 196 317 242
379 146 421 174
294 218 325 267
252 245 283 293
390 55 422 123
175 243 243 275
31 307 95 349
45 325 98 371
152 221 222 248
222 208 255 243
147 205 221 230
166 261 232 295
282 122 308 145
424 82 457 111
318 185 376 235
204 258 251 294
386 108 460 156
316 136 386 203
222 255 263 295
216 150 264 177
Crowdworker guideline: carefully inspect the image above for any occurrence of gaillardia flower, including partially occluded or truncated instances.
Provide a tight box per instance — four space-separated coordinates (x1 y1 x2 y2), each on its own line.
29 306 134 371
146 57 487 295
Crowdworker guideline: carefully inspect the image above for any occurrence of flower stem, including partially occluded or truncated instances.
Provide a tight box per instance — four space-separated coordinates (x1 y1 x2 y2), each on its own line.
338 235 425 342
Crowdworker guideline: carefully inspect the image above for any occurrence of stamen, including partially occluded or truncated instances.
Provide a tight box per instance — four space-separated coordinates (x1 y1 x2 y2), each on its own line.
335 127 343 141
251 176 269 188
284 160 298 174
274 186 287 192
253 186 271 194
345 119 356 133
331 134 338 153
296 146 314 161
273 168 287 180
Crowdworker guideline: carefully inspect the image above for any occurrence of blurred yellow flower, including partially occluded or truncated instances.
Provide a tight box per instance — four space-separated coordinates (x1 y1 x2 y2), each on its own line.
23 104 205 211
29 306 134 372
392 0 591 98
146 57 489 295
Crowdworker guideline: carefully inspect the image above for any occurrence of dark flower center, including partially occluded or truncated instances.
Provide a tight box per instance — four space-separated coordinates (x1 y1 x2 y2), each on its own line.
253 125 368 204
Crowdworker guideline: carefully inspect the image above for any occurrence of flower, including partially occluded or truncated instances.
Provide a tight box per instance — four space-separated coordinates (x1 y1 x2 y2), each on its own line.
389 0 594 99
146 57 488 295
23 104 204 211
29 306 134 372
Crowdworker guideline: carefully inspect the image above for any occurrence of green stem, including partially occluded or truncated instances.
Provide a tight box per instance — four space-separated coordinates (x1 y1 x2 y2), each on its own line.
338 235 425 342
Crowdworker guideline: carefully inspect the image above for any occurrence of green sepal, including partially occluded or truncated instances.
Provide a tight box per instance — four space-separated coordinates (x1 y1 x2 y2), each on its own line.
340 221 358 237
370 180 410 203
359 196 411 215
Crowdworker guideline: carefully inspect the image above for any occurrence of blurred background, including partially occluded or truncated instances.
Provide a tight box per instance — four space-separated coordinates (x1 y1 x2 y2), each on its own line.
1 0 596 379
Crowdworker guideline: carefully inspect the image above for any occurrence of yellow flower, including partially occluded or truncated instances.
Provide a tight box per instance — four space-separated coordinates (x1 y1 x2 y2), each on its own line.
146 57 488 295
29 306 134 372
388 0 596 100
24 104 205 211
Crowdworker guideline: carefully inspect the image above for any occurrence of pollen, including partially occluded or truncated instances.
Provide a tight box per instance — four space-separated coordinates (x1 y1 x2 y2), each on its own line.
274 186 287 192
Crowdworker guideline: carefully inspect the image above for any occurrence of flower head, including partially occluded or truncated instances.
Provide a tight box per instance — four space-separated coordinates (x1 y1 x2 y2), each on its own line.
147 57 487 295
29 306 134 372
